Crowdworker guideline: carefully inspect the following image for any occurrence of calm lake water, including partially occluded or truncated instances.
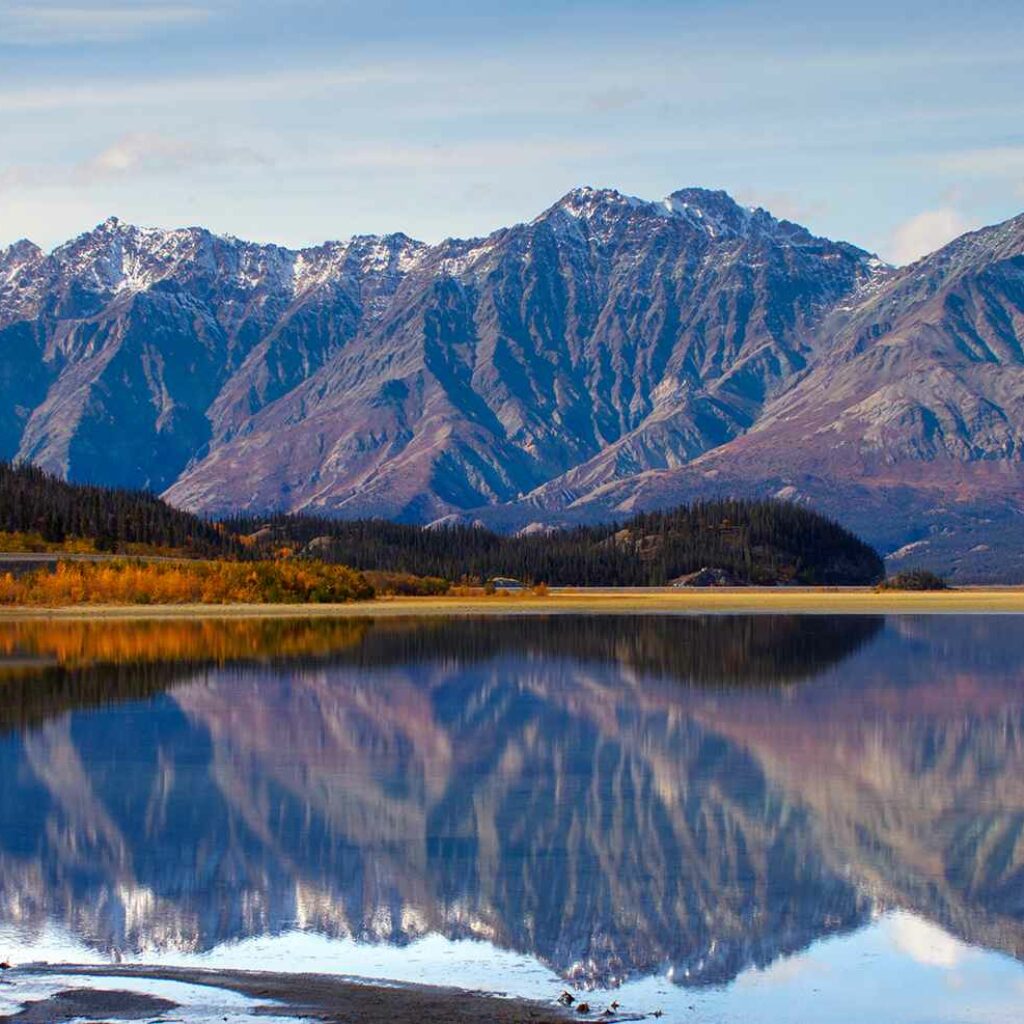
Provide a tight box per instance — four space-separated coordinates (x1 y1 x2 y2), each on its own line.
1 613 1024 1022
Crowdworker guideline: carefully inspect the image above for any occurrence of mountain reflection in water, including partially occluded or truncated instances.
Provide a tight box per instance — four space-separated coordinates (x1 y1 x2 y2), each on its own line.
1 614 1023 991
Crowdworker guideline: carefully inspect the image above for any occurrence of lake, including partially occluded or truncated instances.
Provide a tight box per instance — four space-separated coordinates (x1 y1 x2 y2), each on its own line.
1 613 1023 1022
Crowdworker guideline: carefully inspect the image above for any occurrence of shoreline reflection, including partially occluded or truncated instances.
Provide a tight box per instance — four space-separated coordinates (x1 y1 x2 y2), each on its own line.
1 614 1022 995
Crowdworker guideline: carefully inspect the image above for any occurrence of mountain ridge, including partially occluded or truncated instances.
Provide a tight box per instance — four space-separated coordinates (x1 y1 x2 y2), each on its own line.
2 187 1022 579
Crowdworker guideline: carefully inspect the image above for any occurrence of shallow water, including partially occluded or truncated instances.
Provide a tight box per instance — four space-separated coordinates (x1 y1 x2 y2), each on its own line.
1 613 1023 1022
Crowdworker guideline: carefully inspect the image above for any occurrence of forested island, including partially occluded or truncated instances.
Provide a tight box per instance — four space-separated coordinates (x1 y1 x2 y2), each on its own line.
0 461 884 599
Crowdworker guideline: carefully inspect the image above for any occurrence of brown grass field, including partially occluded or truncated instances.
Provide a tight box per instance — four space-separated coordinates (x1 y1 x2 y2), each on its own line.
1 585 1024 618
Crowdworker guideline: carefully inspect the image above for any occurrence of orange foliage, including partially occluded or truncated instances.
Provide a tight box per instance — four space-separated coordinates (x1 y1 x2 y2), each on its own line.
0 558 374 607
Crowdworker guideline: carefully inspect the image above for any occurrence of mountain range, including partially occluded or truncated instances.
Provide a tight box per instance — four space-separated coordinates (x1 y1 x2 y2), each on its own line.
2 188 1023 580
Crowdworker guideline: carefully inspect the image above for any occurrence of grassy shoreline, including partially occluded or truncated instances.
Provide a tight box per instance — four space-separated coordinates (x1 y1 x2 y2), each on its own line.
1 586 1024 618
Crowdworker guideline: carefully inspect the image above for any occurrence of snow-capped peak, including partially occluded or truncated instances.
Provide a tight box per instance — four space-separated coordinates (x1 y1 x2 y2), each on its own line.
538 184 813 246
661 188 757 238
0 238 43 267
554 185 646 214
291 232 428 295
48 217 205 294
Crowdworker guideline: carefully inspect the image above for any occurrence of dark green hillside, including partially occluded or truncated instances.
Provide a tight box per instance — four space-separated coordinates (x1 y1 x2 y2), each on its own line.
0 461 234 555
234 499 884 586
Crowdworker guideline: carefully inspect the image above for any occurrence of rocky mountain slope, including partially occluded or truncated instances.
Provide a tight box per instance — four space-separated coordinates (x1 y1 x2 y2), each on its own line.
3 190 1023 578
0 218 424 491
517 212 1024 580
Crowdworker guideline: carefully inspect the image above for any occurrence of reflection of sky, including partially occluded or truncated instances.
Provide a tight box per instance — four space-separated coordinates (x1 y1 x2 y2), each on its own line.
0 967 303 1024
0 1 1022 262
5 912 1024 1023
683 913 1024 1023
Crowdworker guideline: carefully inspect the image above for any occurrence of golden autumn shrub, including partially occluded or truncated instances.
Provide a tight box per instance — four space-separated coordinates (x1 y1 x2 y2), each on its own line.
0 558 375 606
0 617 370 667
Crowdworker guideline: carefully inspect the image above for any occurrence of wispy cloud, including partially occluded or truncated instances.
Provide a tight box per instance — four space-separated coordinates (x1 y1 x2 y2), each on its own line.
886 207 978 265
0 2 211 45
0 64 416 113
1 1 1021 253
935 146 1024 205
85 131 267 176
936 145 1024 176
320 138 610 174
585 86 646 113
0 132 598 193
0 131 265 190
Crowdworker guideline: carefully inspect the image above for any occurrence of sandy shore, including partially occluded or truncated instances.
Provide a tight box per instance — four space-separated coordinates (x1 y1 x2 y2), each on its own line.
5 963 585 1024
1 586 1024 618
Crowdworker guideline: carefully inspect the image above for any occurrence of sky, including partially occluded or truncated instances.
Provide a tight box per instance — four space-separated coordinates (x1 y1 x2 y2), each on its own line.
1 0 1022 264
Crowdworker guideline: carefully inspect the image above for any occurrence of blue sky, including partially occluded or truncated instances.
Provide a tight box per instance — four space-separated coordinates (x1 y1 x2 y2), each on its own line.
1 0 1022 263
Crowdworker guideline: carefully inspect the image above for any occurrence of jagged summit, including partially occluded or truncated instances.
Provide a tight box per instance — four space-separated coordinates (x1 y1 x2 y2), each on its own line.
37 184 864 271
663 187 779 239
0 238 43 278
546 184 643 212
538 184 849 251
56 217 426 258
545 183 747 226
665 185 748 217
1 237 43 259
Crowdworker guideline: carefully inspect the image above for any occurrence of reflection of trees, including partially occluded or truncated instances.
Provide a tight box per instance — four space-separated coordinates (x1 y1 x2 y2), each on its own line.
0 618 370 732
2 615 1024 991
338 613 884 687
0 661 199 733
0 617 371 668
0 614 881 732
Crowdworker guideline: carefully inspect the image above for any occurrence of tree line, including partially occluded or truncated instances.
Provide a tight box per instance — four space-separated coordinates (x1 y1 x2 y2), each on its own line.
0 461 884 585
0 461 234 556
231 499 884 585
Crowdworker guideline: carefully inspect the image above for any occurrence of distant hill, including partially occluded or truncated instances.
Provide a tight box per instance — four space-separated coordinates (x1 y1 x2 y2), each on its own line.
244 499 884 586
